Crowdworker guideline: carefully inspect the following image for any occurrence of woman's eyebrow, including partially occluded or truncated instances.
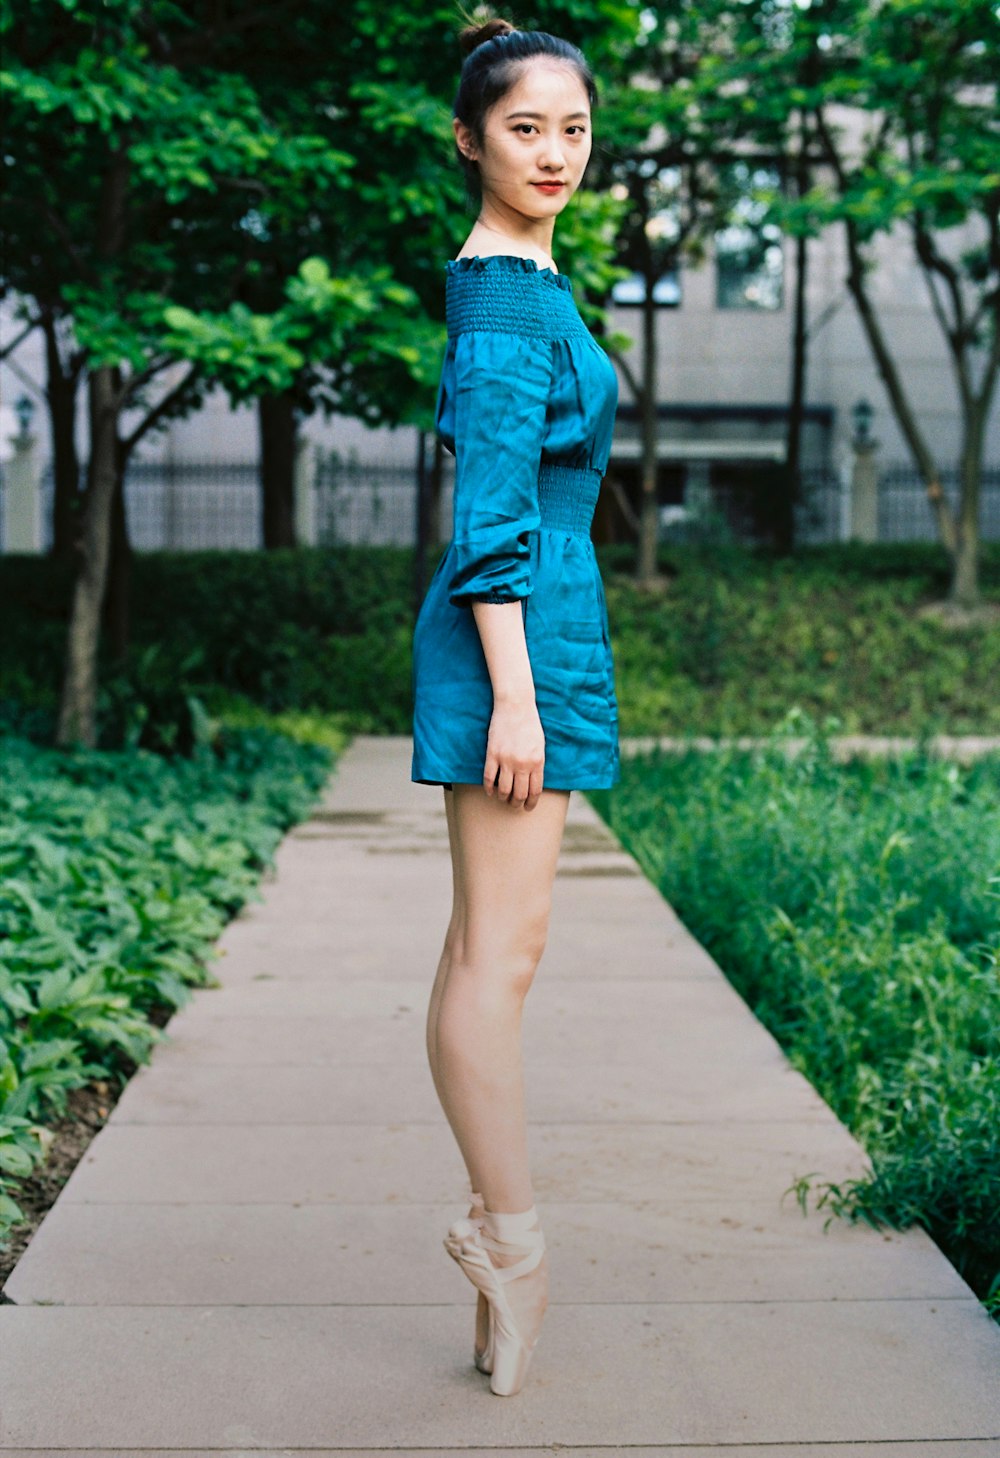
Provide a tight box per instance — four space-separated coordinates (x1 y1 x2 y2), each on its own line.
505 110 589 121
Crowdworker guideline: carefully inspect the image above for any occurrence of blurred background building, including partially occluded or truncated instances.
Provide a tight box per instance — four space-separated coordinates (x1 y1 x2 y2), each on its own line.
2 203 998 554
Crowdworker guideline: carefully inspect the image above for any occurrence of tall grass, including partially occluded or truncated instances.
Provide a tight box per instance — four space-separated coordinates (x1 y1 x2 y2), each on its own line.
591 711 1000 1314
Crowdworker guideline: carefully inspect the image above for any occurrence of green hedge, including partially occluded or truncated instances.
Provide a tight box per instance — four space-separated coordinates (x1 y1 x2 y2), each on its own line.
606 541 1000 734
591 711 1000 1315
0 726 332 1241
2 541 999 737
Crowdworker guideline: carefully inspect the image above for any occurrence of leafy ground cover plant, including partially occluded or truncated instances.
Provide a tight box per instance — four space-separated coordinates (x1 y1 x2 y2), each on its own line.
0 725 332 1244
590 710 1000 1317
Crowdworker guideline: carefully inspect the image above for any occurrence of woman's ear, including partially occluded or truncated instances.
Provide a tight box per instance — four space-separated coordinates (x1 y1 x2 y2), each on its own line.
453 118 478 164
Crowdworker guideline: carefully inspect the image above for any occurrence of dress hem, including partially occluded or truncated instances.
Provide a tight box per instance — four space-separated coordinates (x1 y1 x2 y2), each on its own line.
412 767 619 792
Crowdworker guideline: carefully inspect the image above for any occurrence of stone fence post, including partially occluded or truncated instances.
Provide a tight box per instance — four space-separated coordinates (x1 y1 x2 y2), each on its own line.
294 437 318 547
1 426 43 553
849 428 880 544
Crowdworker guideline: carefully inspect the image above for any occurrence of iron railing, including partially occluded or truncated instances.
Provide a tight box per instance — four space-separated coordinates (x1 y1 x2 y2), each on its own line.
5 454 999 552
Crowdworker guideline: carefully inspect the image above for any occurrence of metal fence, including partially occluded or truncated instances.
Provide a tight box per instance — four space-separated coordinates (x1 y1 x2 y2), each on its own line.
314 456 446 548
124 460 263 550
32 459 264 552
879 465 1000 543
6 452 1000 553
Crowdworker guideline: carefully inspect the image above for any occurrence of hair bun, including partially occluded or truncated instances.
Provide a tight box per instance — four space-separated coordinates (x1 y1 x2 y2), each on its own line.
458 12 517 58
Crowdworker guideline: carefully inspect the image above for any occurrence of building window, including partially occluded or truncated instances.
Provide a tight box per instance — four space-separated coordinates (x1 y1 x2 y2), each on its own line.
611 270 681 307
715 163 784 311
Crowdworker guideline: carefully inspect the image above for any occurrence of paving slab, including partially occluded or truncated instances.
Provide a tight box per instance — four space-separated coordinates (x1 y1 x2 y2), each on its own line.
48 1118 872 1207
162 972 752 1019
1 1301 998 1448
5 1448 1000 1458
138 1005 795 1071
6 1198 969 1308
211 914 721 982
1 734 997 1453
104 1049 833 1125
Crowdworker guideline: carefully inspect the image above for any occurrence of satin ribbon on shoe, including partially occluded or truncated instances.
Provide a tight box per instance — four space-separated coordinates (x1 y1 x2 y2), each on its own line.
443 1204 547 1396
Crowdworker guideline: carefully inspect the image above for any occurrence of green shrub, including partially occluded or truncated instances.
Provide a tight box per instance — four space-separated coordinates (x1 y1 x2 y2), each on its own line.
2 541 999 736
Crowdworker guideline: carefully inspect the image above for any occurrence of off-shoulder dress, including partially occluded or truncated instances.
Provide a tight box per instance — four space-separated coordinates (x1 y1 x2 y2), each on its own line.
410 253 620 792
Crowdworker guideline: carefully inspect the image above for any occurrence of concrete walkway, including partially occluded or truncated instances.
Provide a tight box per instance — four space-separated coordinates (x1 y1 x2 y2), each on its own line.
1 734 998 1453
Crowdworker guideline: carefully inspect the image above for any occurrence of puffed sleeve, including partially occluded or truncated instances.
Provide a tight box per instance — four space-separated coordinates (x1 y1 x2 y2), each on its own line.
447 330 555 607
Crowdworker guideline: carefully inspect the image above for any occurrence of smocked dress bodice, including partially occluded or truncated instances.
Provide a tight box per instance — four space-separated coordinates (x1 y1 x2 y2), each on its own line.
434 253 619 605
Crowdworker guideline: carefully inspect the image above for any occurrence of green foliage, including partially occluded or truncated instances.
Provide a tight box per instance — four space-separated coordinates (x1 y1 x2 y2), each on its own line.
162 258 444 411
592 709 1000 1312
0 726 332 1242
2 541 999 737
606 540 1000 734
2 0 636 438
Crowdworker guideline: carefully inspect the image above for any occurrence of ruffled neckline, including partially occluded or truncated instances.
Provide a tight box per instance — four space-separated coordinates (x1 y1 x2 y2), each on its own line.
446 253 573 293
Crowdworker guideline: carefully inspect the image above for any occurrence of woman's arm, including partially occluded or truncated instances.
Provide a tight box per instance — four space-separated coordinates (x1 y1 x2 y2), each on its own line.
471 601 545 809
443 326 555 809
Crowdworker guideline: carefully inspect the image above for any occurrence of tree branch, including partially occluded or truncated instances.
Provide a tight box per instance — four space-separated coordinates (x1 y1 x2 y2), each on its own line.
117 355 176 407
0 315 41 360
605 472 640 538
121 363 202 456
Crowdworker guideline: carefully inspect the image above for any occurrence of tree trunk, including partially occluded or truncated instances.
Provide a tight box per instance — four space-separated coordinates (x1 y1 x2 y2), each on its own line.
259 390 298 548
840 218 972 568
56 146 129 746
786 229 808 464
43 312 83 563
780 132 810 557
636 264 661 586
56 366 119 747
103 454 132 660
951 408 985 607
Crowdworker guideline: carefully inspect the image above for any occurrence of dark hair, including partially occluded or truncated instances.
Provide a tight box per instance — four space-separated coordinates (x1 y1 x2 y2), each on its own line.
452 6 598 202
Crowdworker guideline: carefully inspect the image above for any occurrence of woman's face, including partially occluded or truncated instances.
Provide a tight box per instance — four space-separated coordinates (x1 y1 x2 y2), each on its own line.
457 58 592 221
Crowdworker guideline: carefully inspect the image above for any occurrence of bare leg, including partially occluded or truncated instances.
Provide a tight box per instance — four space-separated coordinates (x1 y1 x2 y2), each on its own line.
427 781 569 1370
427 781 569 1209
427 786 497 1362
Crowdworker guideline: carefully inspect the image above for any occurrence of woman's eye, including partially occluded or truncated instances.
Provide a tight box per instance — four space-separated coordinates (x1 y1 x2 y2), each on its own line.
514 124 587 137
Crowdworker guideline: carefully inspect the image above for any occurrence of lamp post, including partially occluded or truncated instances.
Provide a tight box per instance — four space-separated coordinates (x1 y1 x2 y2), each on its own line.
851 396 874 448
15 393 36 442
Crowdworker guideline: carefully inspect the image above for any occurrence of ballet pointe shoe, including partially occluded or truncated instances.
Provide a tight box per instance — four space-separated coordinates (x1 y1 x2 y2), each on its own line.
443 1203 548 1396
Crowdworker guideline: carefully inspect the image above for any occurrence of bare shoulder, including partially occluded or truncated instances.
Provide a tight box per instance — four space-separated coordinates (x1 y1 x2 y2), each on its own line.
456 231 558 273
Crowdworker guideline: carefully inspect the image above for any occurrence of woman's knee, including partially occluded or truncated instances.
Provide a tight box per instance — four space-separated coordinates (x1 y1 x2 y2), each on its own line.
448 900 550 991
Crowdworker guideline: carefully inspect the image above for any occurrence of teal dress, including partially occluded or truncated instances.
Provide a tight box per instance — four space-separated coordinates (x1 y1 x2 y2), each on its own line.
411 253 620 792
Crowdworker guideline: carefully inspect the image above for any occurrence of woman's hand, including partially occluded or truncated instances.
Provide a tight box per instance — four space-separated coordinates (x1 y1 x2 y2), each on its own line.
484 693 545 810
470 599 545 809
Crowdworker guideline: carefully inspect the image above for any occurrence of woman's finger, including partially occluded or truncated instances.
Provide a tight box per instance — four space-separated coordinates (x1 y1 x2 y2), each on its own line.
525 765 544 810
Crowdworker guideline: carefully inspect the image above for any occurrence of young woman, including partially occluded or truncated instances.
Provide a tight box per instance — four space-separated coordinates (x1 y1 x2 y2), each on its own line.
410 11 620 1396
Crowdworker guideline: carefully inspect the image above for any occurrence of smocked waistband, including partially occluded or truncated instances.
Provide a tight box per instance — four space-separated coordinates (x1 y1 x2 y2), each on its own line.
537 463 602 538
